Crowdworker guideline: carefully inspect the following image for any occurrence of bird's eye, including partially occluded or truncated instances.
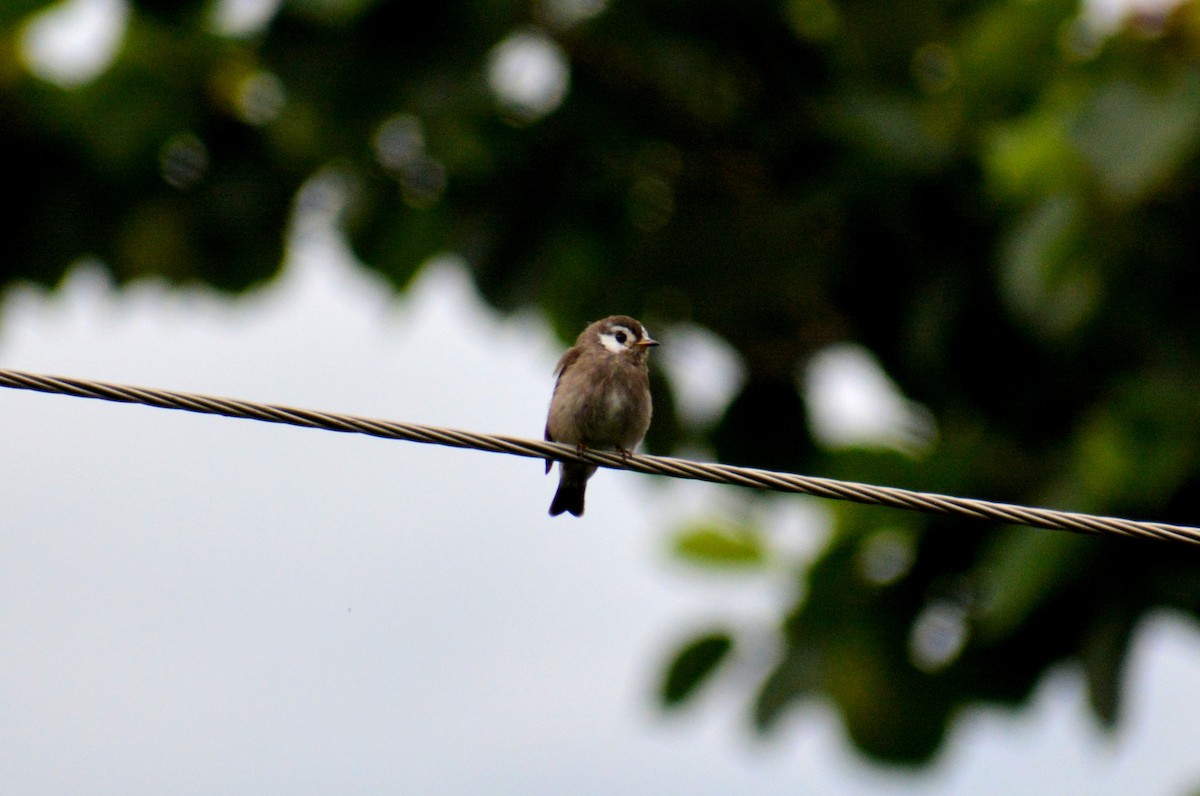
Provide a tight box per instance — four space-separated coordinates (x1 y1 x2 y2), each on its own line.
614 331 628 345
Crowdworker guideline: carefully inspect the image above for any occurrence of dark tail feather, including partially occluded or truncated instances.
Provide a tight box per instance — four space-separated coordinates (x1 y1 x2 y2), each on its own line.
549 480 586 517
548 462 596 517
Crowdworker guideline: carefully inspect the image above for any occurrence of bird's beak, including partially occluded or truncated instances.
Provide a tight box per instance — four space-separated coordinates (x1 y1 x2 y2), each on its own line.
636 337 659 348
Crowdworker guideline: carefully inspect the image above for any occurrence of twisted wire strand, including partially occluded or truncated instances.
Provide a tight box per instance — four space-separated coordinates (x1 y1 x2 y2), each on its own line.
2 367 1198 544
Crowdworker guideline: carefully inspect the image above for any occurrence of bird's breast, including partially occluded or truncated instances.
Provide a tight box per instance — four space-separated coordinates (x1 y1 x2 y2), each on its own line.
547 357 651 450
604 385 627 422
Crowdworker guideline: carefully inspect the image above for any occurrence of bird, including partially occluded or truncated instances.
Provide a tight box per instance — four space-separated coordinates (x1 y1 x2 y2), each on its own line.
544 315 658 517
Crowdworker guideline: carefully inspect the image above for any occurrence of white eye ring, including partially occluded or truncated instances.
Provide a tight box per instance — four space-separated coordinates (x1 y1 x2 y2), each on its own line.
599 326 634 354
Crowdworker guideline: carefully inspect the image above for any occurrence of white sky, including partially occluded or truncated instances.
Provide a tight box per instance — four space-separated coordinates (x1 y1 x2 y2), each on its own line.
3 236 1200 793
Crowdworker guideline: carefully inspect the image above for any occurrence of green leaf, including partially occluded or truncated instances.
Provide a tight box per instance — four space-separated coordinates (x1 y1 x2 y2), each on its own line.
672 524 766 568
972 527 1096 643
998 193 1099 339
661 632 733 707
1081 603 1138 729
1073 69 1200 203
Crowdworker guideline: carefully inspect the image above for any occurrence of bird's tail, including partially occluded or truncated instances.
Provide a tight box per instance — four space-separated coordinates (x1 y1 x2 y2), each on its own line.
549 481 585 517
548 463 595 517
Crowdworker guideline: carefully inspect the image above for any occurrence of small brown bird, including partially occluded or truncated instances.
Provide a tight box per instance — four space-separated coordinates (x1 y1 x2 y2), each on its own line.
545 315 658 517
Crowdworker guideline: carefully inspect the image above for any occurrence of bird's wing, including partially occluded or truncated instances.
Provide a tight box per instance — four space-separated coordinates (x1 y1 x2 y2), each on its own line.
553 346 582 379
545 348 581 442
545 347 583 470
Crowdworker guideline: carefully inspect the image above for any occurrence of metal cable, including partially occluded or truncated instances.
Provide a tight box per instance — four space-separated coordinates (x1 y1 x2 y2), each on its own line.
3 367 1198 544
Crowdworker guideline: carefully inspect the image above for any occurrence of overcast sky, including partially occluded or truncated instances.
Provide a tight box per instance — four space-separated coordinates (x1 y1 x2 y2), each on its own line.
4 227 1200 793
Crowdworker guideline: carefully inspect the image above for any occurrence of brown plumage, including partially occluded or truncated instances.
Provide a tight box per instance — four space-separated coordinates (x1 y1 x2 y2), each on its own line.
544 315 658 516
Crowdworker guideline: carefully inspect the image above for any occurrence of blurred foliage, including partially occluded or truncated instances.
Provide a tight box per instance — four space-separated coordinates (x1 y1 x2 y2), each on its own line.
662 630 734 706
6 0 1200 767
671 519 767 567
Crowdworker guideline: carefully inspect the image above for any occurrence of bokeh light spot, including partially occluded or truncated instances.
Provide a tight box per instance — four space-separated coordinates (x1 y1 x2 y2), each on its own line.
372 114 447 208
159 134 210 191
19 0 126 88
209 0 282 38
235 70 287 125
374 114 426 173
857 529 915 586
487 30 571 123
537 0 608 29
909 600 969 672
